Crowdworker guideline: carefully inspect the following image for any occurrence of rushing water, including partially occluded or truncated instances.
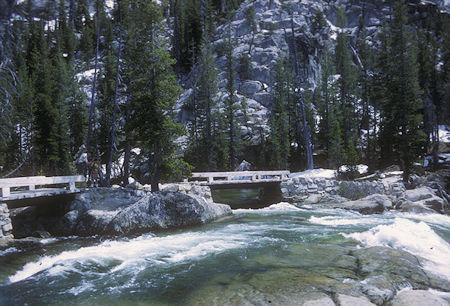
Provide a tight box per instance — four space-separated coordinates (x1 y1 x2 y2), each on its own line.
1 200 450 305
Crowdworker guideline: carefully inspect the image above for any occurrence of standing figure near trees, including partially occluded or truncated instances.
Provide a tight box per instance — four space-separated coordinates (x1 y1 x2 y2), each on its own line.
89 155 100 187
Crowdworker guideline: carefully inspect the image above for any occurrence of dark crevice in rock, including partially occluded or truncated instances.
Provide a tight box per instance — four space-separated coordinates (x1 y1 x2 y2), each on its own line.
327 291 341 306
349 249 364 278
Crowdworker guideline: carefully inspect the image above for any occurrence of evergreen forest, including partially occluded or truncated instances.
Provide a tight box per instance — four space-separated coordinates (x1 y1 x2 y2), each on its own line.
0 0 449 189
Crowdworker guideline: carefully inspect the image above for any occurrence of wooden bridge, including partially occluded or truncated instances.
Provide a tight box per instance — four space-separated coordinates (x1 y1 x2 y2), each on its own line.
190 171 290 187
0 175 85 205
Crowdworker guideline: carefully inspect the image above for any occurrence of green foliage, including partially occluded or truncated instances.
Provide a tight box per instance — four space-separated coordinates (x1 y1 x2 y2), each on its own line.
312 9 327 34
185 41 221 171
238 54 252 80
268 56 292 169
125 1 186 190
316 47 335 152
379 0 425 181
160 156 194 183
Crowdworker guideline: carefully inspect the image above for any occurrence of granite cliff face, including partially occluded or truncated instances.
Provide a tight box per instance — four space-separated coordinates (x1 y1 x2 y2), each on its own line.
177 0 448 144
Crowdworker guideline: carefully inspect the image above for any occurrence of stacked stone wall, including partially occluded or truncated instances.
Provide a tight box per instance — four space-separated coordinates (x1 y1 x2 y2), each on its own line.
0 203 13 239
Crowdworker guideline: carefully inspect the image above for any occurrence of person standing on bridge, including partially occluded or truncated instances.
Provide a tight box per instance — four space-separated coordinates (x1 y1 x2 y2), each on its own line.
89 157 100 187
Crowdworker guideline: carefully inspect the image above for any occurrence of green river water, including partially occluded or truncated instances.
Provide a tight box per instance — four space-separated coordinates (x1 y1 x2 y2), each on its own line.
1 190 450 305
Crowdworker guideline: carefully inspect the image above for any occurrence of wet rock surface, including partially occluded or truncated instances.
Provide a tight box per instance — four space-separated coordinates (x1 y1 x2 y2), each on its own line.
388 290 449 306
316 194 392 214
185 244 450 306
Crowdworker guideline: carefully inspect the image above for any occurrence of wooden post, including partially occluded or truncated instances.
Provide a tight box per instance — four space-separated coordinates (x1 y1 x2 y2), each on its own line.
69 182 76 191
29 185 35 190
0 187 10 198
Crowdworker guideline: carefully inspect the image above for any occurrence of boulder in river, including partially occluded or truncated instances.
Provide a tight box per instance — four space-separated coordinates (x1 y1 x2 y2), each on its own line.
388 290 449 306
318 194 392 214
396 186 447 213
395 199 437 214
404 187 436 202
63 189 232 236
336 294 375 306
107 192 232 236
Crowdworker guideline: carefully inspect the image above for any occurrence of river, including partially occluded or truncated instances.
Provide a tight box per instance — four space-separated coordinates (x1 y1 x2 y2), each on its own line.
1 196 450 304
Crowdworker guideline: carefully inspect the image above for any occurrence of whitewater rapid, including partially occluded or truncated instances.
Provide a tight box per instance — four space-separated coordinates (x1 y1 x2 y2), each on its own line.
3 202 450 302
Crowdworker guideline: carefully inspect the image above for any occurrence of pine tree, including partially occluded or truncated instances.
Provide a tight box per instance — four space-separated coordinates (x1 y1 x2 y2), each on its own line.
316 47 335 153
244 6 257 55
357 15 378 171
418 29 439 167
328 103 344 168
334 8 359 172
440 17 450 124
268 56 291 169
187 41 220 170
30 22 61 174
224 17 240 170
382 0 425 182
125 1 188 191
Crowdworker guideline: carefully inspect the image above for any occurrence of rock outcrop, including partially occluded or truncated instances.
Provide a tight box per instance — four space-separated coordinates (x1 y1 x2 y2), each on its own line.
317 194 392 214
395 186 448 214
388 290 449 306
176 0 448 145
107 192 231 236
59 188 231 237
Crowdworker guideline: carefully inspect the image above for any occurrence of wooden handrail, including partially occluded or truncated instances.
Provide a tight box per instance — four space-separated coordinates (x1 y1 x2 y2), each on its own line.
191 171 290 177
190 171 290 185
0 175 85 198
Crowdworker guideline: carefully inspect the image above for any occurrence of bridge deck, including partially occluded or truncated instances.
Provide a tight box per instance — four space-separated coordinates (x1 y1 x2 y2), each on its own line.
190 171 290 186
0 175 85 202
1 188 80 201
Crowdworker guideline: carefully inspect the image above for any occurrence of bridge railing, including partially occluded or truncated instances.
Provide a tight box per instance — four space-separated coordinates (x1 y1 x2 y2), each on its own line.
190 171 290 184
0 175 85 198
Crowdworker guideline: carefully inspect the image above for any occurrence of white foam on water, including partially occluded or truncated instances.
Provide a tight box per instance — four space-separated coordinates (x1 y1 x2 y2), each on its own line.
345 218 450 280
40 238 59 244
8 222 276 284
234 202 305 214
66 281 96 296
398 212 450 230
309 215 389 227
0 247 19 256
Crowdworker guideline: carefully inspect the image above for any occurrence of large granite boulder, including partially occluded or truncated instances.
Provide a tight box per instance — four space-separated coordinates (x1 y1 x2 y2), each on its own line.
56 188 231 237
395 199 437 214
404 187 435 202
107 192 232 235
396 186 447 213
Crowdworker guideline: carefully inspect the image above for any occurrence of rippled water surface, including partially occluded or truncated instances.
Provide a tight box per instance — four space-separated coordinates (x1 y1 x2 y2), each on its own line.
1 201 450 305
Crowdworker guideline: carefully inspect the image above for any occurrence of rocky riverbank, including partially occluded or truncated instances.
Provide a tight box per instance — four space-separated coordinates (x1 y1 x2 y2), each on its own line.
281 171 449 215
